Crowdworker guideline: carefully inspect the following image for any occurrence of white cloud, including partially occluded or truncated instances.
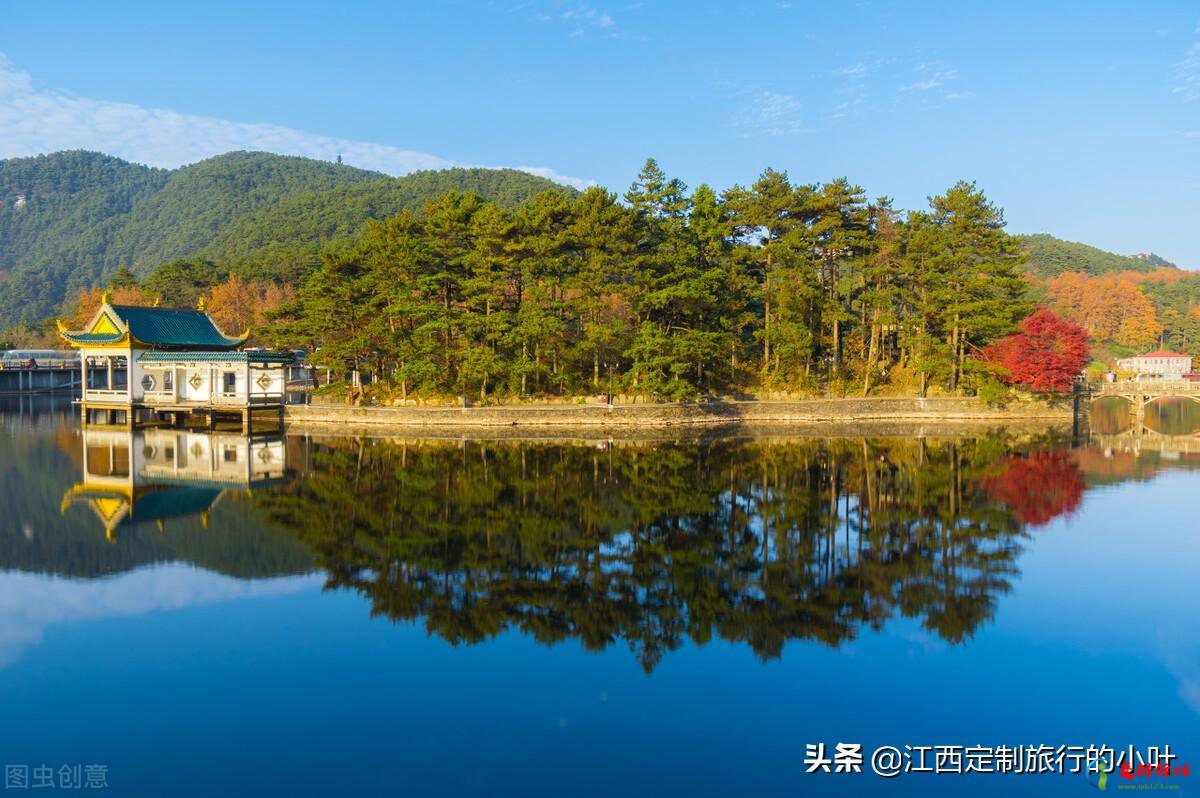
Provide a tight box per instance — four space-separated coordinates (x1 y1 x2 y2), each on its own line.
900 64 959 93
523 1 620 37
833 62 870 78
731 89 806 137
1174 28 1200 101
0 54 592 190
0 565 320 668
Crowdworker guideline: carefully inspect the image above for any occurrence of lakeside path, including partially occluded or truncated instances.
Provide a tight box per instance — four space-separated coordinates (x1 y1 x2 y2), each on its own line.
284 396 1074 433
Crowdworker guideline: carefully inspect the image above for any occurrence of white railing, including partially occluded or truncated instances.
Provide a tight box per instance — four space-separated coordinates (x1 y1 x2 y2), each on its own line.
84 388 130 401
1092 380 1200 395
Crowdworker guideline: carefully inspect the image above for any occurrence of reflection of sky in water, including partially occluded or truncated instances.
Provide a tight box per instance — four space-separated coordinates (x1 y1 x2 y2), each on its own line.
0 414 1197 796
0 566 319 668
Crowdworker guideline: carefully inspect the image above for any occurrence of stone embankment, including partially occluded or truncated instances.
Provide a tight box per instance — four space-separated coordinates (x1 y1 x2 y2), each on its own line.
285 396 1072 431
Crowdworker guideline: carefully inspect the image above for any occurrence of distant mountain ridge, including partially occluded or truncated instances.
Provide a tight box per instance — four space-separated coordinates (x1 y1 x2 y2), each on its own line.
1017 233 1180 278
0 150 574 327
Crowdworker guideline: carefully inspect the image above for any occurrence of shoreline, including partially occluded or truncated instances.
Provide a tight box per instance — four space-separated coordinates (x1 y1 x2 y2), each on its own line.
284 396 1074 433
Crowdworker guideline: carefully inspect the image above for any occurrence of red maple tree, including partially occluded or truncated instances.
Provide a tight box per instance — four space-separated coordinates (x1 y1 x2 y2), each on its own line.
981 308 1090 393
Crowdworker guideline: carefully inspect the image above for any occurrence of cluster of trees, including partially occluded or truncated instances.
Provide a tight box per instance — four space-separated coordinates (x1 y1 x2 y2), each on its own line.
1016 236 1200 366
268 160 1029 400
52 265 295 345
1026 265 1200 364
253 434 1053 669
1044 271 1164 351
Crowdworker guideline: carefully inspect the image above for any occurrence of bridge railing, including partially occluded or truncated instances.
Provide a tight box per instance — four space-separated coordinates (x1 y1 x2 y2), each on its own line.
1090 380 1200 395
0 360 78 371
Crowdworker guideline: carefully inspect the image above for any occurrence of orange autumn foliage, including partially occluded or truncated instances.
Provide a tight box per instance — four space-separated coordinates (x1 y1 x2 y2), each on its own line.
60 286 153 329
204 275 294 339
1045 271 1162 349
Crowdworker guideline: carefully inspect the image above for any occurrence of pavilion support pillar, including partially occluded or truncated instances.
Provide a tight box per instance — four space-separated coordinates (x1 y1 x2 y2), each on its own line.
242 408 251 435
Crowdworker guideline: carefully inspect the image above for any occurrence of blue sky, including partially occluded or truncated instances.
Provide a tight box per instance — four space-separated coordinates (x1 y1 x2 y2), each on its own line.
1 0 1198 264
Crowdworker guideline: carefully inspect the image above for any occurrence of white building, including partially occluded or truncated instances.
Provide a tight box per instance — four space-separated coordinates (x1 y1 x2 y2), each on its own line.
1115 350 1193 380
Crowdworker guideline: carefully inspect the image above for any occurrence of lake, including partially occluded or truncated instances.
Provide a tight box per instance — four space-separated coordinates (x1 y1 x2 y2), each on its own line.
1 397 1196 796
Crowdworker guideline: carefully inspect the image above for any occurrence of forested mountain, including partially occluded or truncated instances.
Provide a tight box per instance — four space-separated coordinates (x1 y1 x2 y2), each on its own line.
0 151 573 327
200 167 579 282
1017 233 1178 278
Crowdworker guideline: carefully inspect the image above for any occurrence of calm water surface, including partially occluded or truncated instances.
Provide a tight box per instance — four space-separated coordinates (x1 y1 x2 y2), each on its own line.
0 397 1196 796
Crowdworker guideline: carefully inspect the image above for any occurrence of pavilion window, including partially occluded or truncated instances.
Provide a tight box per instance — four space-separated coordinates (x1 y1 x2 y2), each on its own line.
222 372 237 395
85 358 109 390
111 357 128 391
163 370 173 391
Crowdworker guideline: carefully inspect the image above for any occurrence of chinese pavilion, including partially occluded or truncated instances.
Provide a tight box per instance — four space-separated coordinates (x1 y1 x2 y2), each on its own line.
58 297 293 429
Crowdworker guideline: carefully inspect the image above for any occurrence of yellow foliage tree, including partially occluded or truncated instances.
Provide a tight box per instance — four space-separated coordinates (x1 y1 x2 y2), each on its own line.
204 276 295 341
60 286 152 329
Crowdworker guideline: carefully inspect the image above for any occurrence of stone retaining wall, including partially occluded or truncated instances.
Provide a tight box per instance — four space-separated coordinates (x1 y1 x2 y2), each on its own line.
285 396 1072 430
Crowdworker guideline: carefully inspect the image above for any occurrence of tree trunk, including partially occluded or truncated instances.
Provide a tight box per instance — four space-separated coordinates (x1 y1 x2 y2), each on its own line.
833 317 841 374
521 342 528 396
762 300 771 372
862 312 880 397
949 312 961 393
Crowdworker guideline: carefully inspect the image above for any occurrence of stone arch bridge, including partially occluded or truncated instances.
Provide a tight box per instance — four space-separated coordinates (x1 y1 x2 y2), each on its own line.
1083 381 1200 449
1089 380 1200 420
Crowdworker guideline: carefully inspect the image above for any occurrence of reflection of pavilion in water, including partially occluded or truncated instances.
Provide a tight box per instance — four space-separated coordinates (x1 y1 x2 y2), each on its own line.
62 427 289 540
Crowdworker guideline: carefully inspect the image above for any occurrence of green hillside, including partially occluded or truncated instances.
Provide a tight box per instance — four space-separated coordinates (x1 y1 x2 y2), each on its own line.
199 167 578 280
0 151 574 328
1017 233 1178 277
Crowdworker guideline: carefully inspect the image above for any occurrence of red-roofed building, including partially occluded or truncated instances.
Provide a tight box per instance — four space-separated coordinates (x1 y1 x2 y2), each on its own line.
1116 350 1193 379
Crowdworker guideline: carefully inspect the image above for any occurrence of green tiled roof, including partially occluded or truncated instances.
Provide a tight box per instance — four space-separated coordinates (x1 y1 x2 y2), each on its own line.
61 332 125 344
112 305 245 349
139 350 295 364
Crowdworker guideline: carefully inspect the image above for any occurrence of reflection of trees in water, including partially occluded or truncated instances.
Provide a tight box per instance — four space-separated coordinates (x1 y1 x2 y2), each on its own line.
1144 398 1200 436
255 436 1049 671
980 451 1084 526
1090 397 1132 435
